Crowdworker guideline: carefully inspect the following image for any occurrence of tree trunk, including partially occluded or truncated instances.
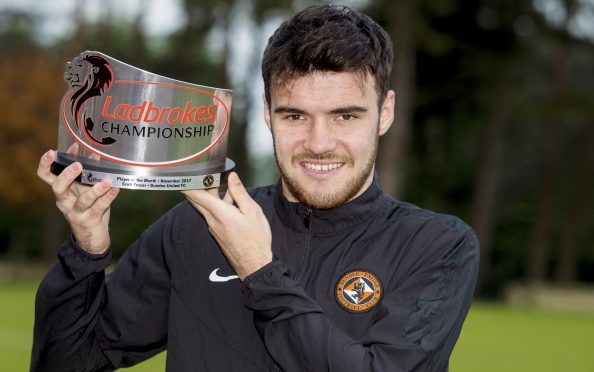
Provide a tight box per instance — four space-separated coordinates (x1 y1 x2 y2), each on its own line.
555 121 594 284
526 123 559 283
527 44 570 284
471 89 509 294
377 0 416 198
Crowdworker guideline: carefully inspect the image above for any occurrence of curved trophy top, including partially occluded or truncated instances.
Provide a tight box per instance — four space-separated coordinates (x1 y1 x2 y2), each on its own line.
58 51 232 170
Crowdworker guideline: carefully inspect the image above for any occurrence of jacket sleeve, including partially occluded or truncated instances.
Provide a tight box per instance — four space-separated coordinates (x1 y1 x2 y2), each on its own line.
31 211 174 372
241 228 479 372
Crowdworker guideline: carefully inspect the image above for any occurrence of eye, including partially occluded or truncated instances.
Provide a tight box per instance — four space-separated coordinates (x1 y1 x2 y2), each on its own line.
337 113 357 121
284 114 305 121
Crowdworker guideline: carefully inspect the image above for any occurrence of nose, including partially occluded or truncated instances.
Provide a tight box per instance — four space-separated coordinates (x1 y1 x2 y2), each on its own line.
303 119 337 155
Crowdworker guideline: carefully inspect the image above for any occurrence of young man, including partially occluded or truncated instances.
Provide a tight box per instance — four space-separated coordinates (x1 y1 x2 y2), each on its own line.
33 5 479 371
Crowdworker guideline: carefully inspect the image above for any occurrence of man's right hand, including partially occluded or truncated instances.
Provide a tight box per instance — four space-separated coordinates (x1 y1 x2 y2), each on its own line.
37 150 120 255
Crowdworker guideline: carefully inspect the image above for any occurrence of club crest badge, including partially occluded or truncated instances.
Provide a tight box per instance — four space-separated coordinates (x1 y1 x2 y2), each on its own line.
335 270 383 313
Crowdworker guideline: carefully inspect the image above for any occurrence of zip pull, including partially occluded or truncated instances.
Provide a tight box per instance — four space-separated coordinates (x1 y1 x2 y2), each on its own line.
304 208 312 228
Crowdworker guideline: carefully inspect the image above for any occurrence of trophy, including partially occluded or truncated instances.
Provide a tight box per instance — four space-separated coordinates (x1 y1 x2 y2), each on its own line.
50 51 234 190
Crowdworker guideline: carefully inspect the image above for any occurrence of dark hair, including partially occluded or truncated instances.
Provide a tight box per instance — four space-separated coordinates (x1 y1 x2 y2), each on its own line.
262 4 393 105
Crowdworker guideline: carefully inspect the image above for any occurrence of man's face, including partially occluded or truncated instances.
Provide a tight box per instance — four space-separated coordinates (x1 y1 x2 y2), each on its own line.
264 71 394 209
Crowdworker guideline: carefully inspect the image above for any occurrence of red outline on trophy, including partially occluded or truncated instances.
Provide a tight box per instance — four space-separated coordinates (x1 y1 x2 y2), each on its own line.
61 82 229 168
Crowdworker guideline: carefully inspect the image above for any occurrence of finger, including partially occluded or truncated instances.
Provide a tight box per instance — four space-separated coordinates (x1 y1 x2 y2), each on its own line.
67 143 79 155
52 162 82 197
88 186 120 216
206 187 220 197
183 192 216 222
73 179 113 212
223 190 233 205
182 189 224 213
37 150 57 185
196 203 216 223
226 172 255 213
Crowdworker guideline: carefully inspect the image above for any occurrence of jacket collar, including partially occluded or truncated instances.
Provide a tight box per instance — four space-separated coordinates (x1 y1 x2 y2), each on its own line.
273 174 386 235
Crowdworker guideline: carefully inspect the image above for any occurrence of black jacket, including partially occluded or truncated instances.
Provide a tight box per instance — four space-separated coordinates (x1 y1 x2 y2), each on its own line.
31 178 479 371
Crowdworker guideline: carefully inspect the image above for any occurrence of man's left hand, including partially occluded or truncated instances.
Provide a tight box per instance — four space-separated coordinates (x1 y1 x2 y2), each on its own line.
182 172 272 280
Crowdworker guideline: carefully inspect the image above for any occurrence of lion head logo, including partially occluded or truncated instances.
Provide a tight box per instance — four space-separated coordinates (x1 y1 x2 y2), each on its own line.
65 53 116 146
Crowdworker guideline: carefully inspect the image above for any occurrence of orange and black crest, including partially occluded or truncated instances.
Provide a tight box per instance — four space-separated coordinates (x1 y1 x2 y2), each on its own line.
335 270 383 313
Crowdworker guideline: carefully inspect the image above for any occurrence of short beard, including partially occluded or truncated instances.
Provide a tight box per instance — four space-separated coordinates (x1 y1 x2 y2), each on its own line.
274 134 378 210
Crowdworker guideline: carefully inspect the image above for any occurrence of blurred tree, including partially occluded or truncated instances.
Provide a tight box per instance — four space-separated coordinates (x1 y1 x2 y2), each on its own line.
393 0 522 294
0 9 37 52
0 10 64 262
371 0 417 199
67 0 86 55
367 0 594 295
470 82 510 293
0 0 593 296
464 1 531 294
526 47 570 284
525 0 589 285
159 0 250 181
0 51 65 258
555 121 594 284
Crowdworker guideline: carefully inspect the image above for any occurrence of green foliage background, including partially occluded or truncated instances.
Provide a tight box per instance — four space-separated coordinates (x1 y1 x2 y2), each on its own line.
1 0 592 297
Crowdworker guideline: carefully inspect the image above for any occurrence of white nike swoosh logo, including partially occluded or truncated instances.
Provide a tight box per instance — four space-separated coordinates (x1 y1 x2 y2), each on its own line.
209 268 239 282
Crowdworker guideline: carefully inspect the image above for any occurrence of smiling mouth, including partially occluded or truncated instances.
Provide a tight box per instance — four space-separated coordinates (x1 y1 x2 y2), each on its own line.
302 162 344 171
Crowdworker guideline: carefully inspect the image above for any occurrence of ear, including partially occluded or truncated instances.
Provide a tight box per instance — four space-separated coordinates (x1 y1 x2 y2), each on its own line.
263 94 272 132
378 90 395 136
92 67 100 74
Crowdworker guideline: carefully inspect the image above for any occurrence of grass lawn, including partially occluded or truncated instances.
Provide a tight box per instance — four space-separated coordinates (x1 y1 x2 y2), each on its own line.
2 283 593 371
451 303 594 371
0 283 165 371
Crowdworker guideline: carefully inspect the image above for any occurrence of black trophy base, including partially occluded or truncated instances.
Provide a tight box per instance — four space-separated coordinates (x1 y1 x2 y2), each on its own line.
50 153 235 190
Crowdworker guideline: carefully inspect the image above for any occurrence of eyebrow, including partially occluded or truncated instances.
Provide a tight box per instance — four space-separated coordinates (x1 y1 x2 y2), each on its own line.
328 106 368 115
273 106 307 115
273 105 368 115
